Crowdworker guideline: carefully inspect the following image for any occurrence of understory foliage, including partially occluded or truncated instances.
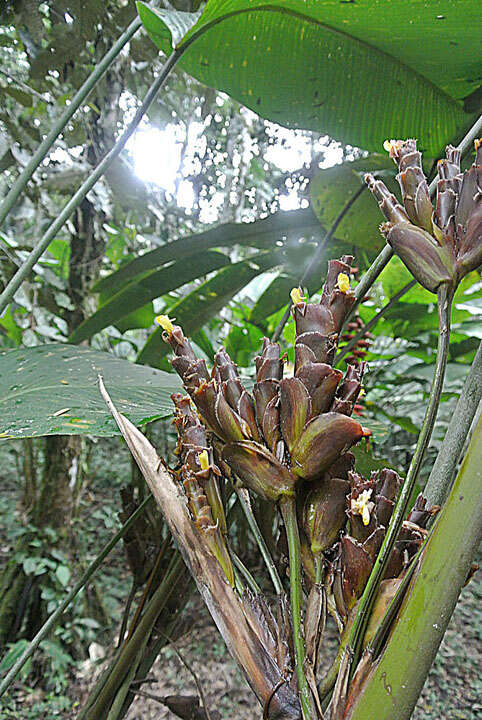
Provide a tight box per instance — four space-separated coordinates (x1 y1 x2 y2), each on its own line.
0 1 480 719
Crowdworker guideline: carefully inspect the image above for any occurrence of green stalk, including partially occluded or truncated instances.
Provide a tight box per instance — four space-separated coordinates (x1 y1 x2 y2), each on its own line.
367 548 420 659
346 414 482 720
0 4 162 231
314 556 324 585
235 488 283 594
348 246 394 319
105 644 147 720
115 587 193 720
425 339 482 506
280 496 313 720
318 655 340 705
0 47 183 316
231 548 261 594
346 283 453 672
0 494 154 698
81 552 184 719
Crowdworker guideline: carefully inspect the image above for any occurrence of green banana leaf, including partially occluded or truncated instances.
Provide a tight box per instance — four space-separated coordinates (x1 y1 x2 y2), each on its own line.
250 155 398 323
0 343 389 442
93 207 321 296
138 0 476 154
0 344 181 440
310 155 399 248
137 249 284 367
69 250 231 343
250 272 298 324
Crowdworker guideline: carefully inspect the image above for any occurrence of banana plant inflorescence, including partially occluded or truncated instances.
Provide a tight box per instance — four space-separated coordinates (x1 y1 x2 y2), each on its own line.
98 136 480 719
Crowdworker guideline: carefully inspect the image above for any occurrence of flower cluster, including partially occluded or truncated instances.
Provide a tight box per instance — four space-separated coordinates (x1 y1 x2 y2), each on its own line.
158 254 437 629
366 139 481 292
172 392 234 587
159 256 368 504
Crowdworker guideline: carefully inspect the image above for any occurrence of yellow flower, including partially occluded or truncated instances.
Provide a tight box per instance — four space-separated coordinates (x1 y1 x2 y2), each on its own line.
337 273 350 294
351 488 373 526
198 449 210 471
290 287 304 306
155 314 174 334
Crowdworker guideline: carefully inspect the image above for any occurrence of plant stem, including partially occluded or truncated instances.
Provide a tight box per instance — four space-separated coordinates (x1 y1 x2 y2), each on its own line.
231 548 261 594
106 644 147 720
280 496 313 720
117 579 137 649
314 556 324 585
0 494 154 698
81 552 184 720
0 47 183 317
335 279 417 365
235 487 283 594
425 340 482 506
368 548 420 659
0 4 163 231
271 185 366 342
348 246 394 319
318 655 340 705
346 283 453 673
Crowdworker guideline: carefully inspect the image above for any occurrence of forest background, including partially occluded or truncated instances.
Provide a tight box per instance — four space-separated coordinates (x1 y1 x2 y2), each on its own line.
0 1 480 718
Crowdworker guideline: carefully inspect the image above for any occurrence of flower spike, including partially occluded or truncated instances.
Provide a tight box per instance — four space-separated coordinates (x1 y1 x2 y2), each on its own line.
367 138 482 293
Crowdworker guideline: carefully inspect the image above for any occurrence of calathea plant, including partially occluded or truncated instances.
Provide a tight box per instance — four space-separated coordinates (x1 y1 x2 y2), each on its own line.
100 249 439 720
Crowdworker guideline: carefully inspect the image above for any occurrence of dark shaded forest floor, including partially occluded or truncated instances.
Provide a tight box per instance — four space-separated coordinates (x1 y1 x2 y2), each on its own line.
122 573 481 720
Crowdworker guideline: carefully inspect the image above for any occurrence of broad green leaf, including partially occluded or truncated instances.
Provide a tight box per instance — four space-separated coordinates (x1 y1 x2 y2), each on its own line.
69 250 230 343
138 1 474 154
249 238 335 324
250 273 296 324
373 407 419 435
249 261 327 326
225 322 264 367
380 256 434 305
351 446 390 477
137 250 284 367
1 85 33 107
0 344 181 440
0 641 29 673
0 307 23 345
310 155 398 253
454 321 482 340
251 155 418 326
94 208 320 295
115 302 155 333
137 5 202 47
404 361 468 385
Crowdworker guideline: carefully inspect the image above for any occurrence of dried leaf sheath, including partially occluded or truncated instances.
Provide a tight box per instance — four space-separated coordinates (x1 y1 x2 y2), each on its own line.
99 376 302 720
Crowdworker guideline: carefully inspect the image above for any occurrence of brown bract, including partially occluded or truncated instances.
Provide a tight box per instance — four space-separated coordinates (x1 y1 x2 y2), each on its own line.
366 139 482 293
